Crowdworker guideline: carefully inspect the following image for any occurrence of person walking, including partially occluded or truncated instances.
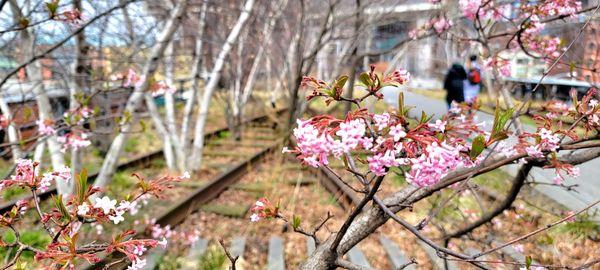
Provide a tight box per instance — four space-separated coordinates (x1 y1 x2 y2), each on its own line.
443 63 467 107
464 55 482 103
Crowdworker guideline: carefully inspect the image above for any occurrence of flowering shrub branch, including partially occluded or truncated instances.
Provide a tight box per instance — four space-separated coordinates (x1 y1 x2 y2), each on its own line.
253 61 600 269
0 159 189 269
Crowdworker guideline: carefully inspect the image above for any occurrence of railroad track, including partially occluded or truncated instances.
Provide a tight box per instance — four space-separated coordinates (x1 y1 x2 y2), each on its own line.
0 108 287 215
95 152 548 270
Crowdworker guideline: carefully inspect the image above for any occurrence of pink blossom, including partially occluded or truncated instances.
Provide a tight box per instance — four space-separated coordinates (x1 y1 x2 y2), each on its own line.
459 0 483 19
537 128 560 152
94 196 117 214
566 166 580 177
367 150 403 176
383 69 411 85
553 174 564 184
389 125 406 141
372 113 390 131
484 57 511 77
151 81 177 97
428 119 447 133
37 119 56 136
408 30 418 40
127 258 147 270
158 237 168 249
123 69 143 88
405 142 464 187
77 202 90 216
432 17 452 33
292 120 339 167
336 119 367 152
57 133 91 152
525 145 543 158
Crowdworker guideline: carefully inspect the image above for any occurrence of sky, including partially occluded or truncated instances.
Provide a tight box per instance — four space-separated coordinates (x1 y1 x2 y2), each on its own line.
0 0 160 49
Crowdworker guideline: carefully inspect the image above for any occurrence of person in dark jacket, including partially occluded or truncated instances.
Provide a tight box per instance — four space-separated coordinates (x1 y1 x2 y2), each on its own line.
443 63 467 107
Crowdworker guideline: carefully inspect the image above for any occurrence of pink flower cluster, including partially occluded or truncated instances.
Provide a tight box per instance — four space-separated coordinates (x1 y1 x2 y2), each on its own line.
537 0 581 16
484 57 511 77
288 119 372 167
288 111 479 187
459 0 483 20
432 17 452 34
383 69 411 85
57 132 91 152
529 36 562 58
150 81 177 97
37 119 56 136
405 142 467 187
458 0 504 21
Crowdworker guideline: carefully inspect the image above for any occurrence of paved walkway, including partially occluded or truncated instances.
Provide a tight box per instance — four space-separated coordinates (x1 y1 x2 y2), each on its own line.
380 86 600 215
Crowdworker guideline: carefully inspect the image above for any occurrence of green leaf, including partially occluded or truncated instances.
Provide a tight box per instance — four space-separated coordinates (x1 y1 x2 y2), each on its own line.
45 1 59 17
358 73 372 87
470 135 486 160
398 92 405 114
489 104 514 143
76 168 88 204
334 76 348 90
525 256 532 269
420 111 427 123
53 195 71 222
292 215 301 229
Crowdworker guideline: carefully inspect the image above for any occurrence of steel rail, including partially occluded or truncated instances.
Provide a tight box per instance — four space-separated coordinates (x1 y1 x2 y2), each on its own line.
0 108 287 214
89 141 280 269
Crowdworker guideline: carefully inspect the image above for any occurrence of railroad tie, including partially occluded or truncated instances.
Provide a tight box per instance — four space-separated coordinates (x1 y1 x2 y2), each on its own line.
190 239 209 256
140 248 167 270
346 246 373 269
306 236 316 256
230 236 247 260
416 240 459 270
180 238 208 270
267 236 286 270
378 235 415 270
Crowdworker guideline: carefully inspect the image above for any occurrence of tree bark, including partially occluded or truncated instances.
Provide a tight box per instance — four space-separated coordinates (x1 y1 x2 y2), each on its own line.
9 0 69 194
189 0 256 171
163 41 183 170
444 164 533 240
93 0 189 190
180 0 208 171
70 0 90 178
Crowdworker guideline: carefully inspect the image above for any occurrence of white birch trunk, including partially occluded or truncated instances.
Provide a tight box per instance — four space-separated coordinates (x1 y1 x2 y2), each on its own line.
9 0 67 193
70 0 87 178
144 94 175 169
180 1 208 167
31 62 69 193
94 0 189 190
163 41 183 170
33 141 45 174
189 0 256 171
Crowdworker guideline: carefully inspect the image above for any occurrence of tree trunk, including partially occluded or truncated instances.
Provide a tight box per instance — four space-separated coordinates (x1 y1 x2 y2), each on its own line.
235 2 283 139
163 41 185 170
180 1 208 170
189 0 256 171
0 98 23 161
70 0 90 177
9 0 67 193
94 0 189 190
144 94 175 169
